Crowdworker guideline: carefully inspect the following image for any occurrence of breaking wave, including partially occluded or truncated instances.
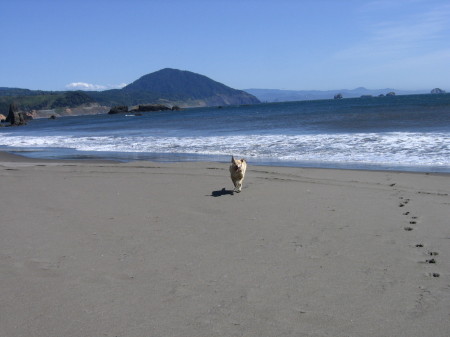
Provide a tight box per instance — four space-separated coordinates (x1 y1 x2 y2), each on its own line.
1 131 449 168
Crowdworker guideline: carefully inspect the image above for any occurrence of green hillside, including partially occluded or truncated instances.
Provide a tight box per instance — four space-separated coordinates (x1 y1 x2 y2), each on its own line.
0 91 95 115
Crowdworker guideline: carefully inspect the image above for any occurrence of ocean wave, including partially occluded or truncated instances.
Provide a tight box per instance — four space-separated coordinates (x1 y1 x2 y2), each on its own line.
0 132 449 167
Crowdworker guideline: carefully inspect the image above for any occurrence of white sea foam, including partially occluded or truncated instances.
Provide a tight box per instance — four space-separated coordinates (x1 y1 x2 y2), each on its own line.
1 132 449 167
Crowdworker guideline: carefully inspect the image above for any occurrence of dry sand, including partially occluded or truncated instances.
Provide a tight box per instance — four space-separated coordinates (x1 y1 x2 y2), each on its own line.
0 151 449 336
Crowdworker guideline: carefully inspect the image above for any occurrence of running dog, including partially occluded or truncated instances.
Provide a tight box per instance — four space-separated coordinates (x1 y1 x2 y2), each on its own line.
229 156 247 193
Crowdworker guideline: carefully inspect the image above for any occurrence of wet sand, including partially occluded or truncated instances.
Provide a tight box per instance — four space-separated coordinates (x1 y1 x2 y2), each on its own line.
1 151 449 336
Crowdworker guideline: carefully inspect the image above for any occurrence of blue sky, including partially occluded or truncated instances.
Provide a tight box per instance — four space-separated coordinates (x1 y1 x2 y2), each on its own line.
1 0 449 91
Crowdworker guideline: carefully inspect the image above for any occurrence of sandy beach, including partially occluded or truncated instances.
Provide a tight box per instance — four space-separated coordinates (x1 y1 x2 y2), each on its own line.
0 151 449 337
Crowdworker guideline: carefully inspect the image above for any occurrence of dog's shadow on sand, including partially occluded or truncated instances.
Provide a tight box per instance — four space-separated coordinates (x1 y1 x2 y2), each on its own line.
211 188 234 197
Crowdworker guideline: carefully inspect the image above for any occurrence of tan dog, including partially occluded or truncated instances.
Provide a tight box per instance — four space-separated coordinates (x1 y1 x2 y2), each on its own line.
229 156 247 193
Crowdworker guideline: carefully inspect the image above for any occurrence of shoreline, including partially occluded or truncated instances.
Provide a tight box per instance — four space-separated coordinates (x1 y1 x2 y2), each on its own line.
0 149 119 164
1 150 449 336
2 149 450 175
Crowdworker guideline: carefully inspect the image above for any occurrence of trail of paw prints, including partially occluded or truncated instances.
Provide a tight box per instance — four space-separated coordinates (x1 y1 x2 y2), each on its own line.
398 196 410 208
396 194 441 279
416 245 441 278
422 250 440 278
398 196 415 232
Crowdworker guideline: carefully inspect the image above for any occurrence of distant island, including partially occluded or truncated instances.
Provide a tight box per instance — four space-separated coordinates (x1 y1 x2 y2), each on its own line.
0 68 260 118
431 88 446 94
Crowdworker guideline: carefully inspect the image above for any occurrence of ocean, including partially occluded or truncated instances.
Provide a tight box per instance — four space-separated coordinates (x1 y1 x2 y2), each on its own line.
1 94 450 172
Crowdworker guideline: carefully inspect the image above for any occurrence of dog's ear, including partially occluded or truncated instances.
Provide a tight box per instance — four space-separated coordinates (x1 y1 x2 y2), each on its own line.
241 158 246 163
231 156 236 163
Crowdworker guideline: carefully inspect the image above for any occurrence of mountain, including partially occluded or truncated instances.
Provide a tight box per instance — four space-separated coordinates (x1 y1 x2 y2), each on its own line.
90 68 260 107
0 69 260 116
246 87 429 102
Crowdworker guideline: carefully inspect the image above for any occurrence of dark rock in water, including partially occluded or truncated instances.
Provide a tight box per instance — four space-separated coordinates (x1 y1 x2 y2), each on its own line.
108 105 129 114
137 104 171 112
386 92 396 96
334 93 343 99
5 102 26 126
431 88 446 94
49 115 57 119
171 105 181 111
